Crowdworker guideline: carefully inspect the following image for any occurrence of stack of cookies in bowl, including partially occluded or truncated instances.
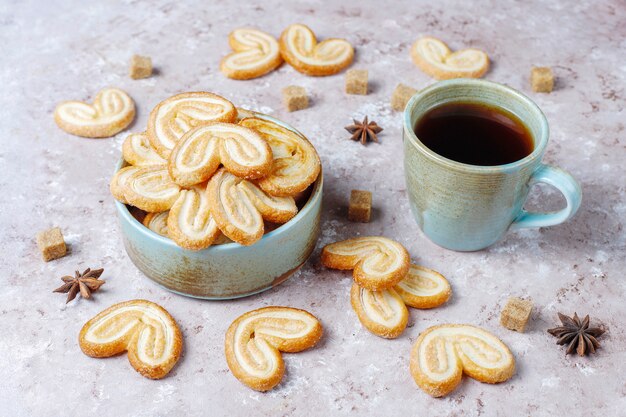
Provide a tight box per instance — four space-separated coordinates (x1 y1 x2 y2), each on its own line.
110 92 322 299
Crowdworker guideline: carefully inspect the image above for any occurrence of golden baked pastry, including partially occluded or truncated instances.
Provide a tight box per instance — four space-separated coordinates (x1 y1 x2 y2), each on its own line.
207 169 297 245
79 299 183 379
321 236 410 290
394 264 451 309
239 117 320 197
54 87 135 138
220 28 283 80
121 165 181 212
142 212 169 237
279 24 354 76
122 132 167 166
167 184 221 250
110 165 140 204
350 283 408 339
168 122 273 187
147 92 237 158
410 324 515 397
410 37 489 80
224 306 323 391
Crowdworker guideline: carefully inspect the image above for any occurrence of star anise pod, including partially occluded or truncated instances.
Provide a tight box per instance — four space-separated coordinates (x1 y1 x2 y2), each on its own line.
547 312 605 356
345 116 383 145
53 268 106 303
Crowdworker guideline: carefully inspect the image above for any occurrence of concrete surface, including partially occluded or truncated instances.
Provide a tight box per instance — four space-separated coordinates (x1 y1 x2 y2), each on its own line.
1 0 624 416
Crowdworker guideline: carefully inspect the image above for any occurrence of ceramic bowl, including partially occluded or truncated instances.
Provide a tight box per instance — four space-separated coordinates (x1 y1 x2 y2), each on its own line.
114 112 323 299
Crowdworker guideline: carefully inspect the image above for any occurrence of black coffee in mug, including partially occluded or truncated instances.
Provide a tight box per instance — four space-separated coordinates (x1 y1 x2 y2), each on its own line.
414 102 533 166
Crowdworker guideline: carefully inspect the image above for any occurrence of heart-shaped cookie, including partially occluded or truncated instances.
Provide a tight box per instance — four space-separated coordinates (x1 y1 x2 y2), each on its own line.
79 299 183 379
207 169 297 245
394 264 451 309
143 211 169 237
220 28 283 80
54 87 135 138
350 263 451 338
168 122 273 187
110 165 140 205
239 117 320 197
122 132 167 166
147 92 237 158
279 24 354 76
117 165 181 212
167 184 221 250
410 37 489 80
350 283 409 339
224 306 323 391
410 324 515 397
321 236 410 290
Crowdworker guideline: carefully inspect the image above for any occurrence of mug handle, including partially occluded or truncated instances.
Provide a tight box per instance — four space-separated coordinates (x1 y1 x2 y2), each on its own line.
510 164 582 230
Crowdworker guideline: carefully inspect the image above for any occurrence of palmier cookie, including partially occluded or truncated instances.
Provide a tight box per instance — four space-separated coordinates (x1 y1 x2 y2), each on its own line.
350 283 408 339
410 37 489 80
410 324 515 397
79 299 183 379
225 306 323 391
110 165 140 204
168 122 272 187
239 117 320 197
143 211 169 237
279 24 354 76
120 165 181 212
395 264 451 309
167 184 221 250
122 132 167 166
220 28 283 80
147 92 237 158
321 237 410 290
351 264 451 338
207 169 297 245
54 87 135 138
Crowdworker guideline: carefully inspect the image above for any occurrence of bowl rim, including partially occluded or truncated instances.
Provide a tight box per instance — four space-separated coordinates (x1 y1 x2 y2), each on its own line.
114 110 323 253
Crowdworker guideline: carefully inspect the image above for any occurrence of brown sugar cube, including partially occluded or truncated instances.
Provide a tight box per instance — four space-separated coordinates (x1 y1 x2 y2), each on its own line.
500 297 533 332
530 67 554 93
36 227 67 262
129 54 153 79
348 190 372 222
282 86 309 112
391 83 417 111
345 69 368 95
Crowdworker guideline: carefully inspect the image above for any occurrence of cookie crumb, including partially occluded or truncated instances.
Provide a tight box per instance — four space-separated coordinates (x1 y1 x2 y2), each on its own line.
348 190 372 222
345 69 368 95
282 86 309 112
130 54 153 80
500 297 533 332
391 83 417 111
36 227 67 262
530 67 554 93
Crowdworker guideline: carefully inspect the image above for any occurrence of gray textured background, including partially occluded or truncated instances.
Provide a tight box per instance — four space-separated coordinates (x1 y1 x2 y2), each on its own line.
1 0 625 416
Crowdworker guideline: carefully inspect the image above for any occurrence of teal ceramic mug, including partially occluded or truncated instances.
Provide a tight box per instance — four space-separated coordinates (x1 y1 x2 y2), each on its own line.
403 79 582 251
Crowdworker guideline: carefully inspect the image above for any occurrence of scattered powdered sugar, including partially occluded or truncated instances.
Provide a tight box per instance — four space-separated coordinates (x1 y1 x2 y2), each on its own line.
319 219 343 245
13 339 53 370
154 383 177 403
237 100 274 115
541 376 561 387
258 105 274 115
352 100 395 131
269 374 309 397
575 363 596 376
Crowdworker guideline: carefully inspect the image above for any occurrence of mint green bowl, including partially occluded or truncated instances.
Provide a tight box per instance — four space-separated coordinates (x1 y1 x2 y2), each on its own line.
114 112 323 300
